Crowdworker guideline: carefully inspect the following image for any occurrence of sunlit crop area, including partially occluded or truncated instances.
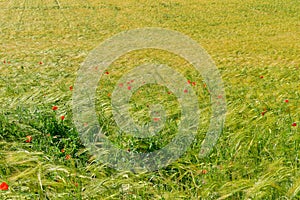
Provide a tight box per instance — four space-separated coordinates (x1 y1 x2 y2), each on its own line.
0 0 299 199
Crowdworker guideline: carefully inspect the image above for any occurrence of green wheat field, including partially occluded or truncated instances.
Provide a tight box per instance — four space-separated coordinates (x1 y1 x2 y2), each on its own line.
0 0 299 199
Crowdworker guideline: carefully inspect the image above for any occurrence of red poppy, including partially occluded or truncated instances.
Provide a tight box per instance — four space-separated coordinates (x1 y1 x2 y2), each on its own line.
105 71 109 74
261 111 266 116
260 75 264 79
60 116 65 120
187 80 191 84
284 99 289 103
153 117 160 122
201 169 208 174
3 60 6 64
167 91 172 94
26 135 32 143
119 83 123 87
52 106 58 111
61 149 65 153
69 86 73 91
292 122 297 127
127 86 131 90
39 61 43 65
65 154 71 160
184 89 188 93
192 82 196 86
0 182 8 190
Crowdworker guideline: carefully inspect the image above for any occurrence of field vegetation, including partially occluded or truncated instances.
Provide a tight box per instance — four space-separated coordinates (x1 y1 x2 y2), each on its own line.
0 0 299 199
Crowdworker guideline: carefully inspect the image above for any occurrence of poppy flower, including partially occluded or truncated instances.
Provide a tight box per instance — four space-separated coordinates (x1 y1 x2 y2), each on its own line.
65 154 71 160
69 86 73 91
201 169 208 174
260 75 264 79
192 82 196 86
284 99 289 103
187 80 191 84
60 116 65 120
0 182 8 190
26 135 32 143
61 149 65 153
3 60 6 64
292 122 297 127
39 61 43 65
261 107 267 116
153 117 160 122
127 86 131 90
105 71 109 74
52 106 58 111
119 83 123 87
184 89 188 93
